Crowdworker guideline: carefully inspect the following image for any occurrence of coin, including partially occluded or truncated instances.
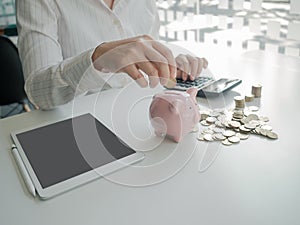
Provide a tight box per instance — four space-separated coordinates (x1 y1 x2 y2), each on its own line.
244 123 257 130
213 127 224 133
229 121 241 129
213 133 226 141
228 136 240 143
222 139 233 146
236 133 249 140
165 77 177 88
204 134 214 142
245 94 255 102
266 131 278 139
197 134 205 141
200 120 210 126
246 114 259 121
252 84 262 97
239 125 251 133
223 130 236 137
261 125 272 131
215 121 225 128
260 129 268 136
206 117 217 124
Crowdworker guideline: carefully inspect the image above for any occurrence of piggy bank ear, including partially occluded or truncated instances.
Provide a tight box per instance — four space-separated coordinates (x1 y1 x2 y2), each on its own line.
169 99 182 114
186 87 198 98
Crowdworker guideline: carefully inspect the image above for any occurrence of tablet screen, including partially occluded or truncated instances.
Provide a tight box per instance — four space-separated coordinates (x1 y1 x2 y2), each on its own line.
16 114 135 188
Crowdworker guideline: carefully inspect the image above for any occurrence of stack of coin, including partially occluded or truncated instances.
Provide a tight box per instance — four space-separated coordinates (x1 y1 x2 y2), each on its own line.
234 96 245 109
197 107 278 146
251 84 262 98
245 94 255 102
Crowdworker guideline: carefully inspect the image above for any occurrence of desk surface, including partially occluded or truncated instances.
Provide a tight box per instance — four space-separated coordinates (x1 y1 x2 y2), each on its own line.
1 45 300 225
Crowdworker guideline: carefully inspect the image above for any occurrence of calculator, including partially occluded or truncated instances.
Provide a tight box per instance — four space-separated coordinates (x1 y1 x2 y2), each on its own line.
167 76 242 97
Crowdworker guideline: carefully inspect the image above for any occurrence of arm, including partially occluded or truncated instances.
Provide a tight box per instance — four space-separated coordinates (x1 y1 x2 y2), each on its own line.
16 0 108 110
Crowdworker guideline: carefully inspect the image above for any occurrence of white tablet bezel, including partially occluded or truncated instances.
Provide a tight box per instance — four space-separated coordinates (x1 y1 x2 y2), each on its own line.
11 114 144 200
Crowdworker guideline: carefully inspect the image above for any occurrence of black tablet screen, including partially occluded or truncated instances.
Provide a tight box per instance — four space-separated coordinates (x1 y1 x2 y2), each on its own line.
16 114 135 188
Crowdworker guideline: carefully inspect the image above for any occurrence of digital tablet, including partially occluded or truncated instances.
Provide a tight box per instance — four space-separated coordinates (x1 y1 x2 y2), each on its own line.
11 113 144 199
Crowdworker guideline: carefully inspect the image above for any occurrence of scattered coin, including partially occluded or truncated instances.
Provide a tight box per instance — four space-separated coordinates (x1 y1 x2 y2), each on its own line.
206 117 217 124
228 136 240 143
213 133 227 141
203 134 214 142
197 134 205 141
200 120 210 126
222 139 233 146
229 121 241 129
244 123 257 130
236 133 249 140
261 125 272 131
223 130 236 137
213 127 224 133
266 131 278 139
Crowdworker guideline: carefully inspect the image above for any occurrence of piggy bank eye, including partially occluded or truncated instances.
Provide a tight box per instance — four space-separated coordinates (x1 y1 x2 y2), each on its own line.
189 107 192 109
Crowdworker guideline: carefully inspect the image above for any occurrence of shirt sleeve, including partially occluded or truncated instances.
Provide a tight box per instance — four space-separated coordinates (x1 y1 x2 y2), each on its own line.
16 0 111 110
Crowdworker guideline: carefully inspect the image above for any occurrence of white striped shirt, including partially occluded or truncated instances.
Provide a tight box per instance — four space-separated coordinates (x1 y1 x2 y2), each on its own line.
16 0 160 109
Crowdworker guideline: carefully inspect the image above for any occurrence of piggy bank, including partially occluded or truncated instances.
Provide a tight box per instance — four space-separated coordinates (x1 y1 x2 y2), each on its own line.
149 87 200 142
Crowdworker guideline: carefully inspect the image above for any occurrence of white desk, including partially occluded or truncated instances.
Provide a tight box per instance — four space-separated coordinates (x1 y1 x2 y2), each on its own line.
1 46 300 225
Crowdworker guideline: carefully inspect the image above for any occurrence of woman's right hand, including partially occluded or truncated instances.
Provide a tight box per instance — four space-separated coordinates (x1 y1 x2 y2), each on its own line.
92 35 177 88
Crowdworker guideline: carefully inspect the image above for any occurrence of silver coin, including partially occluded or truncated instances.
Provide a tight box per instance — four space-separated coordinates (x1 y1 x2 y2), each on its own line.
206 117 217 124
223 130 236 137
239 125 251 133
261 125 273 131
222 139 233 146
266 131 278 139
215 121 225 128
213 133 227 141
228 136 240 143
236 133 249 140
229 121 241 129
246 114 259 121
202 129 214 134
244 123 257 130
200 120 210 126
213 127 224 133
204 134 214 142
260 129 268 136
255 127 262 135
249 120 260 127
197 134 205 141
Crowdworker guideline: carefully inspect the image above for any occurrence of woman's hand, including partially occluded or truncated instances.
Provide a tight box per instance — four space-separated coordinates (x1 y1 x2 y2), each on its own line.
175 54 208 81
92 35 177 88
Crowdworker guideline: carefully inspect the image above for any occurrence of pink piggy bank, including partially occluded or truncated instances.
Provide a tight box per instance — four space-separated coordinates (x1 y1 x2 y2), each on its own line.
149 87 200 142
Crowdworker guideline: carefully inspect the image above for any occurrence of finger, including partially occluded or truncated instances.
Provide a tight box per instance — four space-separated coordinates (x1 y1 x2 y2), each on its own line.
123 65 148 87
136 61 160 88
186 54 198 81
202 57 208 69
144 48 170 86
196 57 204 76
152 41 177 79
176 55 189 81
176 68 183 79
